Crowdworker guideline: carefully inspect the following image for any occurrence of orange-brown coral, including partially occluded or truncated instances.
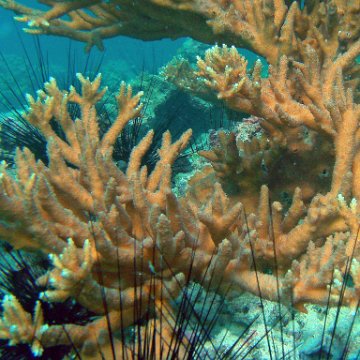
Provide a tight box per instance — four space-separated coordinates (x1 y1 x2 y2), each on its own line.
197 126 333 211
0 75 245 357
0 75 195 357
184 1 359 317
0 72 359 357
0 0 360 357
165 38 359 211
161 0 360 314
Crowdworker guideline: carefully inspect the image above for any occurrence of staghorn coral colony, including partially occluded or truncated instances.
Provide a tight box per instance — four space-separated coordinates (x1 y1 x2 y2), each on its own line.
0 0 359 358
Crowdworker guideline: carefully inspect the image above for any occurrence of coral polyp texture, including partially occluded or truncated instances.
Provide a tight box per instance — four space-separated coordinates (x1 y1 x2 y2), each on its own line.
0 0 360 358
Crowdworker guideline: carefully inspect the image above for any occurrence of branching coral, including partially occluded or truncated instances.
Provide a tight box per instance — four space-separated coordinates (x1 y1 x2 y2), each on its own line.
167 41 360 201
0 75 196 356
0 0 360 357
162 0 360 311
0 75 247 357
0 72 359 357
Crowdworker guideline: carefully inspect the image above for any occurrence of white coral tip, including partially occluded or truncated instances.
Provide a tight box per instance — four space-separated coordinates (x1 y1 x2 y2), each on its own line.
350 198 357 213
337 193 345 205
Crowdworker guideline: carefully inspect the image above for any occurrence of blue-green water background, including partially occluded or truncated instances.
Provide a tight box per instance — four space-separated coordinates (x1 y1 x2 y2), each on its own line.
0 1 188 115
0 1 184 73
